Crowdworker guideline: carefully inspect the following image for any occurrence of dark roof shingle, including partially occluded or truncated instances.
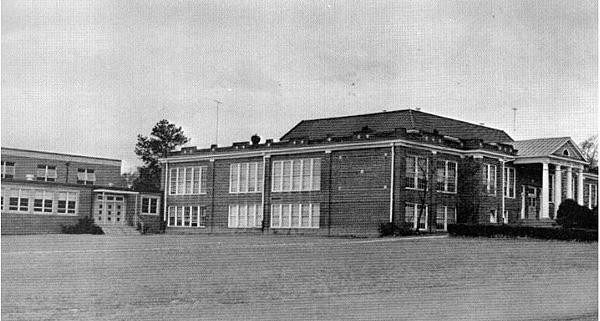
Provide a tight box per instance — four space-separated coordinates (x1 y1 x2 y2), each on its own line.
280 109 513 143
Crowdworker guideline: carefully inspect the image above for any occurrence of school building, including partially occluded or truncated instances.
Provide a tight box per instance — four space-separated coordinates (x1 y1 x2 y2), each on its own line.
160 109 598 237
1 148 161 235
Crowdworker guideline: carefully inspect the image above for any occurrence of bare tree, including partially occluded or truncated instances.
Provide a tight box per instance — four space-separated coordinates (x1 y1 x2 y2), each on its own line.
414 157 431 233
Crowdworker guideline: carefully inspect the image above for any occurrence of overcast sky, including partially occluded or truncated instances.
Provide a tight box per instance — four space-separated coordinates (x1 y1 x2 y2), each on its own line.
2 0 597 171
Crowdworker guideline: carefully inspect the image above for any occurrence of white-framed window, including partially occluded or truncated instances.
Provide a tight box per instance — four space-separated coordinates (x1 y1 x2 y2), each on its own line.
1 161 15 179
503 167 516 198
406 156 428 190
57 192 77 215
37 165 57 182
77 168 96 185
228 203 263 228
588 184 598 208
167 205 207 227
230 162 264 193
482 164 497 196
33 190 54 213
7 188 30 212
270 203 320 228
3 187 78 215
141 197 160 215
168 167 207 195
405 203 428 230
489 209 498 223
435 206 456 231
271 159 321 192
436 160 457 193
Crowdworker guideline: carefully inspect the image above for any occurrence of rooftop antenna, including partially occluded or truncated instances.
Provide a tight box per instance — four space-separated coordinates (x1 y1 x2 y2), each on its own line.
512 107 518 135
204 98 223 145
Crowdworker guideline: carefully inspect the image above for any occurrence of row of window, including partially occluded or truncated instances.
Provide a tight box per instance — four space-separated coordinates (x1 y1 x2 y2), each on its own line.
404 203 457 231
171 157 519 196
1 187 78 215
0 161 97 184
167 203 321 229
168 166 207 195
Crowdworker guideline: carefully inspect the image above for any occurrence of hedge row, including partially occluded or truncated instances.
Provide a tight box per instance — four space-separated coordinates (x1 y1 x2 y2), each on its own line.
447 224 597 242
61 216 104 235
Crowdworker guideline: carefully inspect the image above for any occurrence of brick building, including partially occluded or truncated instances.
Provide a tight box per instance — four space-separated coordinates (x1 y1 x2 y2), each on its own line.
156 109 596 236
1 148 161 234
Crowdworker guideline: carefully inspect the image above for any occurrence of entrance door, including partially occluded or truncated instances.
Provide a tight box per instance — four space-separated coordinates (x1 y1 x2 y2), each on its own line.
95 194 126 225
526 186 538 219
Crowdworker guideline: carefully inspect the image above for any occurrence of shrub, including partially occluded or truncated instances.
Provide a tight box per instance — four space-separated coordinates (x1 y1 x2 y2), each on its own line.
447 224 597 242
379 222 418 237
61 216 104 234
556 199 597 230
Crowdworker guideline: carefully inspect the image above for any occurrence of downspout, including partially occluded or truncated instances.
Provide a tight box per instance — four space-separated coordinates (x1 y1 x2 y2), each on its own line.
261 156 266 233
389 143 395 223
164 162 169 227
501 159 506 224
210 160 215 233
327 151 332 236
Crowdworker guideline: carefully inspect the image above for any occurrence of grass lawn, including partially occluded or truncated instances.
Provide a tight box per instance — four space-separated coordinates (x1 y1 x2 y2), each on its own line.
2 235 597 320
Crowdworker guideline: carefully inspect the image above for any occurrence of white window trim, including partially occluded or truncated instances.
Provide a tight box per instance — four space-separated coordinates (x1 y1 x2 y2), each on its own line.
37 165 57 182
483 164 497 196
405 203 428 230
3 187 78 216
406 156 429 191
490 209 498 223
436 160 457 194
270 203 320 229
141 197 160 215
436 206 456 231
167 205 206 227
77 168 96 185
503 167 516 199
168 167 207 195
229 162 264 194
1 161 15 179
271 158 321 192
228 203 263 228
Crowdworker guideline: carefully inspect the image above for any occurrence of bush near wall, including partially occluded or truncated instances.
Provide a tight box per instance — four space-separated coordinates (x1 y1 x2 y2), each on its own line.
61 216 104 235
556 199 598 230
447 224 597 242
379 222 419 237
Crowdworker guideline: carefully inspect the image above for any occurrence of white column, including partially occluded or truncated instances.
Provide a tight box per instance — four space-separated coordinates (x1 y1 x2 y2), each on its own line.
541 163 550 219
565 167 573 199
554 165 562 219
521 185 526 219
577 168 584 205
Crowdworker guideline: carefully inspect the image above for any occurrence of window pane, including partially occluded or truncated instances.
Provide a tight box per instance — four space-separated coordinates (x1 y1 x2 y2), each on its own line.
185 168 193 194
271 205 280 227
281 204 290 227
191 207 198 227
193 167 201 194
291 204 300 227
301 204 310 227
282 161 291 191
142 198 149 213
229 205 238 228
292 161 302 191
240 163 249 193
248 163 257 192
176 207 183 226
272 162 282 192
230 164 238 193
311 204 320 228
312 159 321 191
178 169 185 195
170 169 177 194
302 160 311 190
239 205 247 228
436 206 445 230
255 205 263 228
257 162 264 192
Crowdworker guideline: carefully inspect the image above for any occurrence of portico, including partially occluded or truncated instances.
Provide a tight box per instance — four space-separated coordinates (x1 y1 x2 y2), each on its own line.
511 138 589 222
